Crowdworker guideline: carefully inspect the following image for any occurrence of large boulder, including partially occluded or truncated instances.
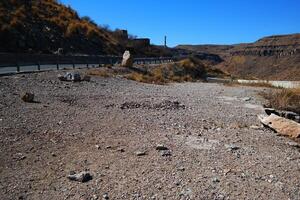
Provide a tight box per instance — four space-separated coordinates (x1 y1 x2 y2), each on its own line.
259 114 300 138
121 50 133 67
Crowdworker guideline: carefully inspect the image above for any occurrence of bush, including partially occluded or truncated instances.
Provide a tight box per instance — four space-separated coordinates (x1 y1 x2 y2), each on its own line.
126 58 207 84
262 88 300 113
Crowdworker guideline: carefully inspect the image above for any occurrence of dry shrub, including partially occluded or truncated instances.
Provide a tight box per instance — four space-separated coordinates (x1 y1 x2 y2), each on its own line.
262 88 300 113
126 58 206 84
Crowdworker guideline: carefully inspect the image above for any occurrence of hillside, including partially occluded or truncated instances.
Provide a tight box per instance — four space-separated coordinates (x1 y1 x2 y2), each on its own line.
0 0 171 57
176 34 300 81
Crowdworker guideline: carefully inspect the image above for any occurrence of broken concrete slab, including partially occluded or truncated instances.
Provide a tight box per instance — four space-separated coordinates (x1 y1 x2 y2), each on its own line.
258 114 300 138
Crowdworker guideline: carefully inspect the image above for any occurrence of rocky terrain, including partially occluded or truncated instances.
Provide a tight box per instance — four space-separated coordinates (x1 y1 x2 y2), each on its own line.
176 34 300 80
0 0 170 57
1 70 300 199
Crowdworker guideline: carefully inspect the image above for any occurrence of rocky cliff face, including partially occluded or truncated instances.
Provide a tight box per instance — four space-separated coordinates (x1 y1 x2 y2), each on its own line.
177 34 300 81
222 34 300 80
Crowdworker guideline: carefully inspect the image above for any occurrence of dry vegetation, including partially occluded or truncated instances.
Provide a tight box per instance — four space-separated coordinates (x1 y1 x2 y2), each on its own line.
262 88 300 113
126 58 207 84
0 0 120 54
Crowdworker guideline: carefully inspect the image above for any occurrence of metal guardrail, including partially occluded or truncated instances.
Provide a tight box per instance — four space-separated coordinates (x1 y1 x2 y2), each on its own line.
0 53 173 75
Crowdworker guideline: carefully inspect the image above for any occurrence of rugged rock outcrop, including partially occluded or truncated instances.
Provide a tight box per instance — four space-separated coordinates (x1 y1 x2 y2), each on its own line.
176 34 300 80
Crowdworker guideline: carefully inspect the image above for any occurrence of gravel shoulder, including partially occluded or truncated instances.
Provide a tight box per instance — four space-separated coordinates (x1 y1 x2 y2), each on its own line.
0 70 300 200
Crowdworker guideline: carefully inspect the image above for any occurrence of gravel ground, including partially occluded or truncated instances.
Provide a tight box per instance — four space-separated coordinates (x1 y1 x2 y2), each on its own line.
0 70 300 200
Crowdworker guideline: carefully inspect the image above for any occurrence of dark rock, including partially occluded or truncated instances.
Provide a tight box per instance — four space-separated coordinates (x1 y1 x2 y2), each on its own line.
160 150 172 157
155 144 169 151
58 72 81 82
21 92 34 103
67 171 92 182
103 193 109 200
265 108 279 116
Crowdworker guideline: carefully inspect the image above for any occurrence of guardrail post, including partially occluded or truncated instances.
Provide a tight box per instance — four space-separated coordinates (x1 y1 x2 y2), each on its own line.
37 61 40 71
16 63 20 72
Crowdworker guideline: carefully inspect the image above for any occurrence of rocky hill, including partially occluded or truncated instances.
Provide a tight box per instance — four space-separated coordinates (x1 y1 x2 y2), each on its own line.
0 0 170 57
176 34 300 81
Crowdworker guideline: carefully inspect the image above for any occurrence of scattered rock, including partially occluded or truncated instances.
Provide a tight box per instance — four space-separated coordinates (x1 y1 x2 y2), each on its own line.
212 177 220 183
105 146 112 149
225 144 240 151
286 141 300 148
264 108 278 116
180 188 193 198
21 92 34 103
160 150 172 157
117 147 125 152
242 97 251 101
155 144 169 151
258 114 300 138
177 166 185 171
103 193 109 200
121 50 134 68
95 145 101 149
250 125 262 130
58 72 81 82
67 171 92 182
135 151 146 156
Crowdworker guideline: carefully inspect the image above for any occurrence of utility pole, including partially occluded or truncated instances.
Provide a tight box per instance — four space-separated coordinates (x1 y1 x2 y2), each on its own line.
164 36 167 48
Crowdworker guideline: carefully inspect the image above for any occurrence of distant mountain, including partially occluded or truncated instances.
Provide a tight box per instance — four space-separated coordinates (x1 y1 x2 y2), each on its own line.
0 0 170 57
176 34 300 81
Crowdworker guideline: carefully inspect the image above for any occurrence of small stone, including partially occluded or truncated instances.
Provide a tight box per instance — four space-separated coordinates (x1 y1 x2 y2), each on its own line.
117 147 125 152
103 193 109 199
160 150 172 157
67 171 92 182
21 92 34 103
286 141 300 148
105 146 112 149
155 144 169 151
212 177 220 183
95 145 100 149
225 144 240 151
242 97 251 101
250 125 262 130
265 108 278 116
135 151 146 156
178 166 185 171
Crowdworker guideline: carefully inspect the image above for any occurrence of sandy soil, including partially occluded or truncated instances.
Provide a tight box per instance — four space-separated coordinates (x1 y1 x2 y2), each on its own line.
0 70 300 200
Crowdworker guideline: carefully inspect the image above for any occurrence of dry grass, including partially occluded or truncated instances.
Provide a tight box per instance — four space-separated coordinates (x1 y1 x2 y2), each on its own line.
262 88 300 113
126 58 206 84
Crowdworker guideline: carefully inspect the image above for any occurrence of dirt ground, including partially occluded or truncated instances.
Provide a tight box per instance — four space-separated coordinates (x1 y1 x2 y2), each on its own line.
0 70 300 200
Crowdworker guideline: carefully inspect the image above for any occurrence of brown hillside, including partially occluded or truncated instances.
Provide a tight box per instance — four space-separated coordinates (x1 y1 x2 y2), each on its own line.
0 0 171 57
177 34 300 81
0 0 124 55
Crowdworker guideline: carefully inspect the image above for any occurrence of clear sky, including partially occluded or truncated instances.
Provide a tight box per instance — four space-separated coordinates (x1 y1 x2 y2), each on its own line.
60 0 300 47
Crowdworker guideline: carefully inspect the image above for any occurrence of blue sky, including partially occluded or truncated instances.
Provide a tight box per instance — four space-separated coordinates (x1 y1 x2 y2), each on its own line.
60 0 300 47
